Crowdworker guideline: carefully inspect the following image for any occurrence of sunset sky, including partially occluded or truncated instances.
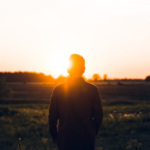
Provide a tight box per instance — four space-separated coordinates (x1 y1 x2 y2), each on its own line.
0 0 150 79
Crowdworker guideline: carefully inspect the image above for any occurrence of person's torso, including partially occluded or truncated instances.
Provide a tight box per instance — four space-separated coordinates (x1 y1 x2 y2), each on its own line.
56 78 97 139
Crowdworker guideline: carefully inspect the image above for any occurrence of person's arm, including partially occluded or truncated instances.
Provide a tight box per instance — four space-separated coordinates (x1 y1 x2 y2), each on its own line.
48 87 59 142
92 87 103 135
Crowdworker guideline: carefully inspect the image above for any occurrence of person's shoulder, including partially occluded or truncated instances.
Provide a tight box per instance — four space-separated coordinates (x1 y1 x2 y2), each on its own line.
53 82 66 92
84 81 98 91
53 83 64 90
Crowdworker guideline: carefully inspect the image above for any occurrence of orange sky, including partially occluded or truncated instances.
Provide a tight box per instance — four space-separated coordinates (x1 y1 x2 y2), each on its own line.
0 0 150 79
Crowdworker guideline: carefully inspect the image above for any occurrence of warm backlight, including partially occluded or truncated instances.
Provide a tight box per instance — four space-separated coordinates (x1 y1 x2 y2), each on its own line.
49 52 72 78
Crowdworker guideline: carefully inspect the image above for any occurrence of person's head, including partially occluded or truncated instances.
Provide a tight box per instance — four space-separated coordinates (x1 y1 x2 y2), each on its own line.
67 54 85 77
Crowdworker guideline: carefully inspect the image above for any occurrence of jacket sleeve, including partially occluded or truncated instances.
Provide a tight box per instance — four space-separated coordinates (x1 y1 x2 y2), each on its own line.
92 87 103 136
48 87 59 139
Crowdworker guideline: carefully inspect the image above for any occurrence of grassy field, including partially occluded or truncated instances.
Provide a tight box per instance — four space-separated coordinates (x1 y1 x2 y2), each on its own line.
1 81 150 103
0 82 150 150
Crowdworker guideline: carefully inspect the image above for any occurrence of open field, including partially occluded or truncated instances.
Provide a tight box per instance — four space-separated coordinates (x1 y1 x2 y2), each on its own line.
0 82 150 150
1 81 150 104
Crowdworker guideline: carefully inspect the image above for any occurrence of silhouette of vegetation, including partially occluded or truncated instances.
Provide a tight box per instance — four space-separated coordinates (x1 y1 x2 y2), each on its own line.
0 72 145 83
92 74 101 81
0 78 12 98
103 74 108 81
145 76 150 82
0 72 54 83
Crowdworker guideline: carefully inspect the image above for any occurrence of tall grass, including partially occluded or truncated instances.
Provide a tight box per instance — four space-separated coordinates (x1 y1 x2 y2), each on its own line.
0 102 149 150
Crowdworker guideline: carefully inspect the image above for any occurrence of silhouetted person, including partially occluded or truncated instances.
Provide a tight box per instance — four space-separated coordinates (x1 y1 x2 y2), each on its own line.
48 54 103 150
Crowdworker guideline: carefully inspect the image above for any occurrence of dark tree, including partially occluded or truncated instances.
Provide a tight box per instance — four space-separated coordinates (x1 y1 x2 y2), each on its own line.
92 74 101 81
145 76 150 82
103 74 108 81
0 72 54 83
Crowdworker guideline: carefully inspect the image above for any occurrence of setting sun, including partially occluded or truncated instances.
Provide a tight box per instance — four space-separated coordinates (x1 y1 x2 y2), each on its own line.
49 52 72 78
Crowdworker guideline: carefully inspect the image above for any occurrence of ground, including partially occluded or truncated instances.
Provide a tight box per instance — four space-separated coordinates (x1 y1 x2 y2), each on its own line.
0 81 150 150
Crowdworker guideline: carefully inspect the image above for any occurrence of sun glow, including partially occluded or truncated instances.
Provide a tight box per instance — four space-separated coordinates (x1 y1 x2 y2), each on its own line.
49 52 72 78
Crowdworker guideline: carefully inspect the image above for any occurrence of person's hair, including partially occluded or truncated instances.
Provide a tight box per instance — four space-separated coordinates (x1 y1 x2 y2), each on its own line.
67 54 85 75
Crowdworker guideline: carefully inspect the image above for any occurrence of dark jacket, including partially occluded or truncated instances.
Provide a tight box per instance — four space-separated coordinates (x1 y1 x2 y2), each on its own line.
48 77 103 150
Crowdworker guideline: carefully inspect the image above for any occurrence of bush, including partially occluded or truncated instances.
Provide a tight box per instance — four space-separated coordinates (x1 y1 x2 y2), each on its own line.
0 107 18 116
145 76 150 82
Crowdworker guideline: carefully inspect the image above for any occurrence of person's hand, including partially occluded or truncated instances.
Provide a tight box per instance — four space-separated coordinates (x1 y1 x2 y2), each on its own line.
52 138 57 145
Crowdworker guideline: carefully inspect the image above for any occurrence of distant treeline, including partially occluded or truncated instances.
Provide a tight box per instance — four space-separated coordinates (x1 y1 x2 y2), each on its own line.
0 72 149 83
0 72 54 83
